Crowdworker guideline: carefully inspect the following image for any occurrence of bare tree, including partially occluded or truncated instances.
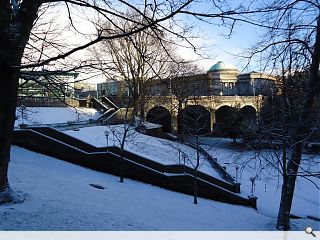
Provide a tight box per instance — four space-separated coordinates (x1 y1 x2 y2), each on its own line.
93 11 175 120
178 91 212 203
248 66 320 230
236 0 320 230
105 104 136 183
164 60 204 135
5 4 317 232
170 0 319 228
1 0 213 203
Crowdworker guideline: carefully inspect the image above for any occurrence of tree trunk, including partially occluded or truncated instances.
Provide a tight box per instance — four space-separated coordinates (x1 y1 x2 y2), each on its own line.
119 155 125 183
276 17 320 230
0 60 20 203
276 142 302 229
285 143 303 213
138 81 145 120
277 186 287 230
140 93 145 121
276 142 289 230
193 169 198 204
120 139 126 183
0 0 41 204
193 143 200 204
119 114 131 183
177 100 183 135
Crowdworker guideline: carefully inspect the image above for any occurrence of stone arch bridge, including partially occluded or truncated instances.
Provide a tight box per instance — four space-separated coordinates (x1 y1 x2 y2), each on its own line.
145 95 264 134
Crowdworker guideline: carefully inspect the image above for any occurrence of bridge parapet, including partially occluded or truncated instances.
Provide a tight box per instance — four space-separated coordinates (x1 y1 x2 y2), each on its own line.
214 95 263 111
146 95 264 112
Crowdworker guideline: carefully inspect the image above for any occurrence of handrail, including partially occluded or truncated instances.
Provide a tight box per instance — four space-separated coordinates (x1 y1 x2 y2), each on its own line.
184 141 236 184
28 127 236 192
90 97 109 113
101 96 120 109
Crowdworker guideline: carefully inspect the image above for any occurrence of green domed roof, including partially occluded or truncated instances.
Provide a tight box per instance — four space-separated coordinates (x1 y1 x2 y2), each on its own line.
208 61 238 72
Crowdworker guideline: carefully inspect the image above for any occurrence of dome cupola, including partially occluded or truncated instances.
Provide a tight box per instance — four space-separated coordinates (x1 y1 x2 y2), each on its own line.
208 61 239 73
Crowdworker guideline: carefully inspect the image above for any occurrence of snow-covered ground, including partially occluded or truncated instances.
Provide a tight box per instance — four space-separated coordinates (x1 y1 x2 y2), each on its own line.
15 107 100 127
2 145 316 231
64 125 223 180
4 107 319 231
198 137 320 220
63 125 320 229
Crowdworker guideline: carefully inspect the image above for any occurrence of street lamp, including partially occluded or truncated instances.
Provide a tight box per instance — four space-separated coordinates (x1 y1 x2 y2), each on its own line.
21 105 26 125
105 131 109 151
111 129 116 146
182 153 187 173
249 176 256 196
235 165 239 182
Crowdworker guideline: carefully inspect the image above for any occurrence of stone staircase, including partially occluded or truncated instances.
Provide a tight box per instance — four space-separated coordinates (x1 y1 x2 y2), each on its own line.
90 96 120 122
13 127 257 208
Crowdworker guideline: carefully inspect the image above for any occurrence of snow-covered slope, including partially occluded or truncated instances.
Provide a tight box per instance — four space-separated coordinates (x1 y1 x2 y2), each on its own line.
15 107 100 127
64 125 223 180
199 137 320 220
63 126 320 228
2 146 316 230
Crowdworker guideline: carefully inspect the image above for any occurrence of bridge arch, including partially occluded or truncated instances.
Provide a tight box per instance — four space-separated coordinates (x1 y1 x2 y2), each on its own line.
240 105 257 125
214 105 236 125
146 106 172 132
214 105 241 137
178 105 211 135
214 105 257 137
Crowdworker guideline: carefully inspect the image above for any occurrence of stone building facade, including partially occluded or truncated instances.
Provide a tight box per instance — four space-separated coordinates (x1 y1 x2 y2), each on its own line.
97 61 277 133
97 61 277 100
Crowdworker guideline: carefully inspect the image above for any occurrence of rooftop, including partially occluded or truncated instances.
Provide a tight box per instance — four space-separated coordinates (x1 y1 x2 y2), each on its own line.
208 61 239 73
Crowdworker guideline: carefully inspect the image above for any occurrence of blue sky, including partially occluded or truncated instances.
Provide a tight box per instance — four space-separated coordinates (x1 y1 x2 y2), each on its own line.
50 0 267 81
176 0 264 73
